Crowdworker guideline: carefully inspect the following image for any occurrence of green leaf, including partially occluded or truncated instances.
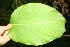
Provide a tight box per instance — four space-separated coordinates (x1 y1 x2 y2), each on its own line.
8 3 66 46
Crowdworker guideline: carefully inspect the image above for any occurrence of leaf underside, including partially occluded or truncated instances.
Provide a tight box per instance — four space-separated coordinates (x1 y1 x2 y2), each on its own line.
8 3 66 46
